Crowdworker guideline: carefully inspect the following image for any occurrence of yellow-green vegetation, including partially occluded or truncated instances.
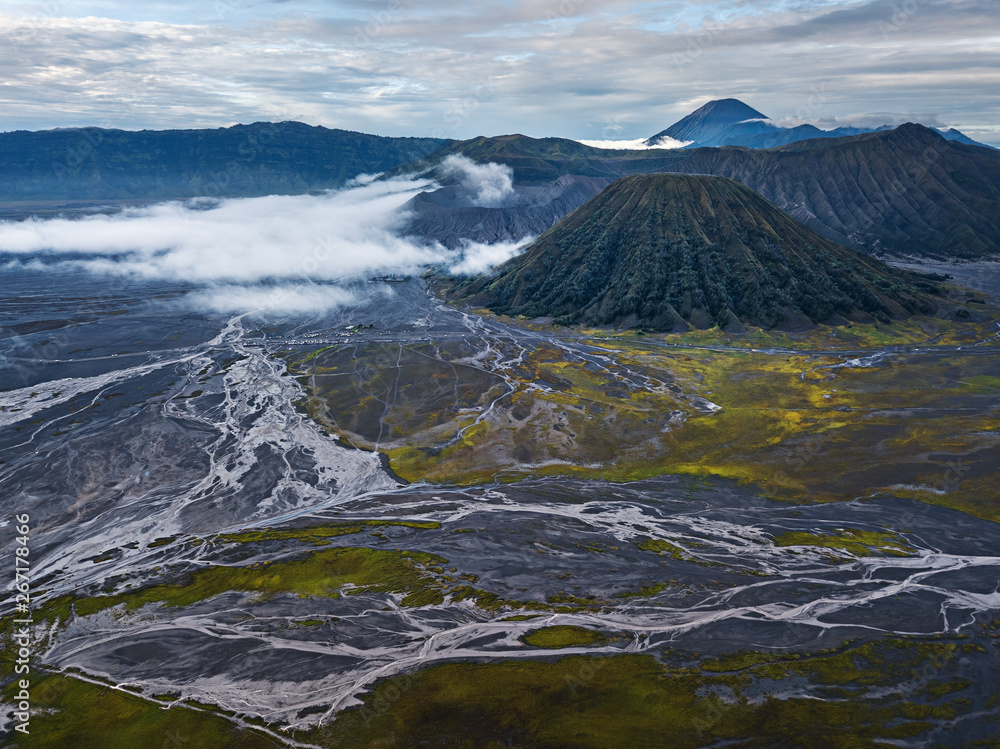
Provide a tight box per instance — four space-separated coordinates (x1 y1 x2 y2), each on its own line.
147 536 178 548
290 312 1000 522
773 528 915 557
521 625 609 649
23 542 728 636
702 638 964 694
214 520 441 545
294 345 337 366
2 674 275 749
296 340 508 448
637 537 687 560
959 375 1000 394
614 581 669 599
35 547 448 623
2 633 982 748
502 614 545 621
649 332 1000 521
504 310 994 351
695 637 972 707
301 637 972 749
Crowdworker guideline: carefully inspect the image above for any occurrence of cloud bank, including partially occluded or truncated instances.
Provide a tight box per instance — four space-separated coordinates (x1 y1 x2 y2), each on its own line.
0 168 530 314
0 178 438 282
185 284 365 315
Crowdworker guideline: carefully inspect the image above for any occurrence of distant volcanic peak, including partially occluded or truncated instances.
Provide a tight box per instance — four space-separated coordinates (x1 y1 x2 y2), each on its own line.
456 173 941 331
647 98 773 147
683 98 769 123
653 99 768 139
646 100 991 152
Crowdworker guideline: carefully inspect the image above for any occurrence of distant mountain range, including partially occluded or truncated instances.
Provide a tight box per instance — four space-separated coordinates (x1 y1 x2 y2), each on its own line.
452 174 945 331
0 122 448 202
644 98 995 150
405 124 1000 259
0 114 997 261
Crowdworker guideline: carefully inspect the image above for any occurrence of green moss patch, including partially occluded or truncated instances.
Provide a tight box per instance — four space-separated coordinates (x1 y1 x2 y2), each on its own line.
637 537 687 560
304 637 970 749
2 674 275 749
43 547 447 621
214 520 440 545
774 528 915 557
521 625 609 649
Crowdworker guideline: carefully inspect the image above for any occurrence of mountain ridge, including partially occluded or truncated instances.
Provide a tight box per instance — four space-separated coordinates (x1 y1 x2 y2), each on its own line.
662 124 1000 257
404 124 1000 259
0 122 450 201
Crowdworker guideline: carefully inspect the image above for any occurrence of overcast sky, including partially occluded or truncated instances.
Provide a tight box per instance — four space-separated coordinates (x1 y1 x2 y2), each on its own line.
1 0 997 145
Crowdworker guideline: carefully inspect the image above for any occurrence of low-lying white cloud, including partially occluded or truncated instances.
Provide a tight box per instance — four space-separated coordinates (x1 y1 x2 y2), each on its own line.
0 166 539 314
576 135 692 150
0 178 441 283
186 283 362 316
448 238 533 276
438 155 515 208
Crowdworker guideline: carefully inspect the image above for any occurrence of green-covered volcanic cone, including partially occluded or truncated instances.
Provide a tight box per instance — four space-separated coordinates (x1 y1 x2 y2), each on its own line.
454 174 944 331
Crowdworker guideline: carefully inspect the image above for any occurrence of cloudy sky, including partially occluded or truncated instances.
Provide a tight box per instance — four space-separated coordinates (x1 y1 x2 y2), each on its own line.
1 0 998 145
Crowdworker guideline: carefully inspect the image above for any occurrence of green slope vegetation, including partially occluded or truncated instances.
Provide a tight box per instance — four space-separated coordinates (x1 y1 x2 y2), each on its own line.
455 173 944 331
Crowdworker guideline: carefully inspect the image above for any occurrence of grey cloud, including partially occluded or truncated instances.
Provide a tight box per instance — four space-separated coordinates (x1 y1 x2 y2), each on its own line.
0 1 996 145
